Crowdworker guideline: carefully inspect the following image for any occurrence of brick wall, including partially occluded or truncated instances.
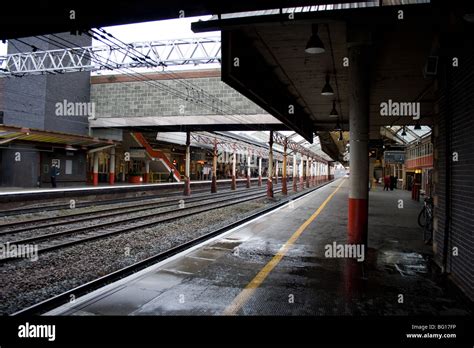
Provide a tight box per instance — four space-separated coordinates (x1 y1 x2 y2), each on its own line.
90 70 267 118
432 35 474 301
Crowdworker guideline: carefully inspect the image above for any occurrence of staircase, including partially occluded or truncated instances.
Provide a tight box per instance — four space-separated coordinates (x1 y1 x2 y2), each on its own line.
131 132 181 182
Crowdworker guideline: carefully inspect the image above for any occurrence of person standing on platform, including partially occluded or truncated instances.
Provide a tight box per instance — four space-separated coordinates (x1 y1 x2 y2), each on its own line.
50 163 59 188
168 169 174 182
383 175 390 191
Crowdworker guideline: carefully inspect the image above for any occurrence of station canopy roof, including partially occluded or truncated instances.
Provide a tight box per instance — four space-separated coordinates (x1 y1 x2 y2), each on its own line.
0 124 117 150
381 125 431 145
229 130 333 161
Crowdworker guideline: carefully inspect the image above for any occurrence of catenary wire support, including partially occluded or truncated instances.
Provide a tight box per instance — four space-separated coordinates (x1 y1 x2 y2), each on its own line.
0 37 221 77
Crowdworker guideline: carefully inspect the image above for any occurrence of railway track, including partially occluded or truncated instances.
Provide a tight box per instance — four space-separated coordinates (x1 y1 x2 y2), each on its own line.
11 180 333 316
0 185 275 235
0 180 262 217
0 186 283 262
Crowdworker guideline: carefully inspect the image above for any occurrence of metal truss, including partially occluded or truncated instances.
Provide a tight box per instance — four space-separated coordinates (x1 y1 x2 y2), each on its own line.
273 131 327 163
191 131 327 163
191 132 284 161
0 36 221 77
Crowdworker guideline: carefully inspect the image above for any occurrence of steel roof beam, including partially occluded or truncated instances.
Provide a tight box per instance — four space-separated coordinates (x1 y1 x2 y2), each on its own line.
0 37 221 77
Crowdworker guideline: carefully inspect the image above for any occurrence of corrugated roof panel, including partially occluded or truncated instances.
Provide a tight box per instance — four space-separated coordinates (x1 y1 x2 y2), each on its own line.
0 125 114 148
211 0 430 21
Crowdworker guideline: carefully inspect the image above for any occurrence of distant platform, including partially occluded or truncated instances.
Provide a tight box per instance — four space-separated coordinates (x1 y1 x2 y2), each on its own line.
0 177 266 210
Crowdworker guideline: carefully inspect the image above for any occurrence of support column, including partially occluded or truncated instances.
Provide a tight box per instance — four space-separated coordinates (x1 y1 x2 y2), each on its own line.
211 138 218 193
313 160 316 186
92 153 99 186
267 131 274 198
144 160 150 183
320 162 323 183
246 150 251 188
231 146 236 190
109 147 115 185
299 155 304 190
348 41 370 247
258 157 262 186
292 154 297 192
316 162 321 185
282 141 287 195
274 160 278 184
306 157 309 187
184 131 191 196
313 161 317 185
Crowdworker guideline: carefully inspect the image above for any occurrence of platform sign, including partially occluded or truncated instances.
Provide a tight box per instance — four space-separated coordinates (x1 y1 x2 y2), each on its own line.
129 148 146 158
51 159 60 168
384 151 405 164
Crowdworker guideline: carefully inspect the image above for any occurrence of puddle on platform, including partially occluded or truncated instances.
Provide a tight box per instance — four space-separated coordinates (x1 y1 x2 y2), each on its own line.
210 238 243 251
378 250 428 277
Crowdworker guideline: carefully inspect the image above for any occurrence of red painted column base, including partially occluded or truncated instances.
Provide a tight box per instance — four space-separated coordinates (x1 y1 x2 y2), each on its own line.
93 172 99 186
143 173 149 183
211 176 217 193
231 176 236 190
246 176 251 188
183 178 191 196
282 176 287 195
258 175 262 187
300 177 305 190
267 179 274 198
348 198 368 245
293 176 298 192
344 258 364 301
109 173 115 185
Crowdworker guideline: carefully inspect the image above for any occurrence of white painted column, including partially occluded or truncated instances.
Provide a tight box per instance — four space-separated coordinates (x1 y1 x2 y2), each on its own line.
109 147 115 185
246 151 251 188
93 153 99 186
231 148 236 190
145 160 150 183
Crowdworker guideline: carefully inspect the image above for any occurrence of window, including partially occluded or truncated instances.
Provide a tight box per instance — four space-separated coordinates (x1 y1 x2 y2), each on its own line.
65 160 73 175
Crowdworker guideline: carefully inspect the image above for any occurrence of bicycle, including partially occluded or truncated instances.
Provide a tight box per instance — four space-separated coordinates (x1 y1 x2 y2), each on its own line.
417 196 433 244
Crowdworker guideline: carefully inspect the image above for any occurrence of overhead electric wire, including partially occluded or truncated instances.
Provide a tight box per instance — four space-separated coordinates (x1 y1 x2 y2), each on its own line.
31 34 176 133
6 33 272 136
92 28 240 116
45 34 194 102
87 30 266 133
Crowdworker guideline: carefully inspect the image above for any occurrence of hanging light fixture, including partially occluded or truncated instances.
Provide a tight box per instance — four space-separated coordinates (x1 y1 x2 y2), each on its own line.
321 74 334 96
329 100 338 117
414 120 421 130
463 13 474 23
401 126 407 136
305 24 325 54
338 130 343 141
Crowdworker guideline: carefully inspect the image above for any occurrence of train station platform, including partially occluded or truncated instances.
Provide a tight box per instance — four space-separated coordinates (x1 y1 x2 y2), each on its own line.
48 178 471 316
0 177 267 211
0 178 261 196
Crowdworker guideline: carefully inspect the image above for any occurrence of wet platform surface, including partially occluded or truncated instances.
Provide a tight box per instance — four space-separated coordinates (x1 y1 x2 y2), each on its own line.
48 178 472 316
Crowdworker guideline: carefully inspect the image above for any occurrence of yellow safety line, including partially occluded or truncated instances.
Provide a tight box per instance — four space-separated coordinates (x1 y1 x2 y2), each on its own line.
223 179 345 315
